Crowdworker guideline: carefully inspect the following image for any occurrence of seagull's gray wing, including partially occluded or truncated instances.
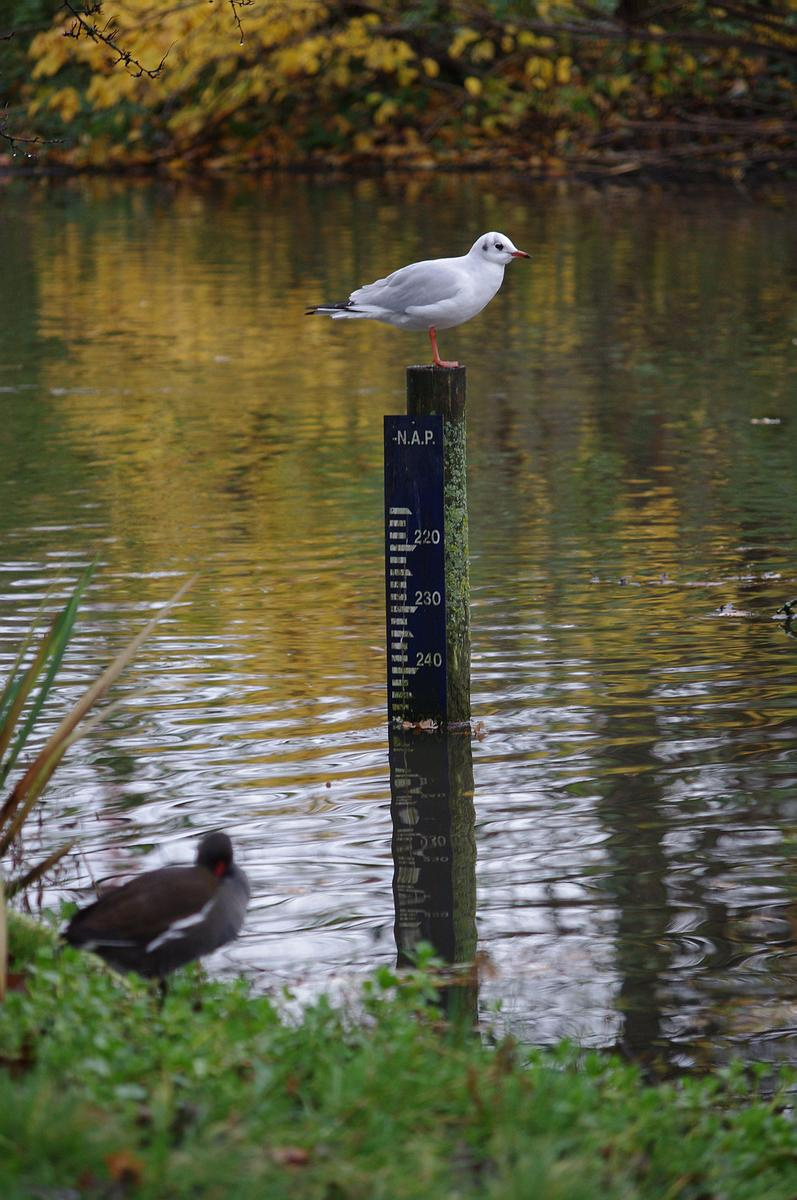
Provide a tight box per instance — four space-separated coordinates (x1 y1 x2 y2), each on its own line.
350 260 463 314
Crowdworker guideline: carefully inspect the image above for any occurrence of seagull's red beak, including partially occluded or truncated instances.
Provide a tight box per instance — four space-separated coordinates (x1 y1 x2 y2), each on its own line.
511 250 530 259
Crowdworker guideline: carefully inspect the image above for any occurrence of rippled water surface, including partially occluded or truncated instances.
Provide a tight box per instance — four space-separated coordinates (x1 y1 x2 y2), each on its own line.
1 174 796 1069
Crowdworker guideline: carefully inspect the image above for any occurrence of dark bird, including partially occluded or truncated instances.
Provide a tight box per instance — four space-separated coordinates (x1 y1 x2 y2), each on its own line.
63 831 250 979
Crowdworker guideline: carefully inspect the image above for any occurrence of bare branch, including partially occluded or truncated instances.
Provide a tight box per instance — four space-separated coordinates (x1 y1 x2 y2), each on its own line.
0 103 63 159
0 126 44 153
62 0 170 78
229 0 255 47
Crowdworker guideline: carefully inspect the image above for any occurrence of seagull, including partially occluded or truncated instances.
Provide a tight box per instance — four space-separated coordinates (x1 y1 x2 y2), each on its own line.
306 231 529 367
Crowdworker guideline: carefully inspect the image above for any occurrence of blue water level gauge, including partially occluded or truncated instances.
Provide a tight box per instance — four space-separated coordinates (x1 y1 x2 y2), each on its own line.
384 414 447 725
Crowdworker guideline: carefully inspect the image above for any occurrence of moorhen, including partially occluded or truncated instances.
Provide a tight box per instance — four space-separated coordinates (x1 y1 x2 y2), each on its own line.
63 831 250 979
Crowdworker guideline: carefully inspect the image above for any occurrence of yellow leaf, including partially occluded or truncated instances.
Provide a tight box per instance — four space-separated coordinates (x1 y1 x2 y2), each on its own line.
422 57 440 78
608 74 633 98
31 42 69 80
374 98 397 126
556 56 572 84
471 39 495 63
49 86 81 122
464 76 482 97
448 28 479 59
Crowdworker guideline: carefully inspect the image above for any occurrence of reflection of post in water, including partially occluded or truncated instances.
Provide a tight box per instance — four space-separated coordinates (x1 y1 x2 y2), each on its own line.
599 765 672 1070
389 728 477 1022
592 697 674 1071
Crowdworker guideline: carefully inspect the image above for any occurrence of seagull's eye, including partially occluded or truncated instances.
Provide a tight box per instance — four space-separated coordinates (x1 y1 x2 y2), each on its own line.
495 241 504 251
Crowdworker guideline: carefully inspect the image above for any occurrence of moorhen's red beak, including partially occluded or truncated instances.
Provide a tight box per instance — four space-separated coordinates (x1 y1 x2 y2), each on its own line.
511 250 530 259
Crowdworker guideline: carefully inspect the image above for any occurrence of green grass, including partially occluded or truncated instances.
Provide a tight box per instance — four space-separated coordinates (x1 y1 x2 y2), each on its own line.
3 914 797 1199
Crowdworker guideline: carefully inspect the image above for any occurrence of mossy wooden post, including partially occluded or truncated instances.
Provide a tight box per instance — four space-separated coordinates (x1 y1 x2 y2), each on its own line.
406 366 471 726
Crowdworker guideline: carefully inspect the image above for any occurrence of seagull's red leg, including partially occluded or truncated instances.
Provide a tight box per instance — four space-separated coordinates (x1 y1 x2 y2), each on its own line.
429 327 460 369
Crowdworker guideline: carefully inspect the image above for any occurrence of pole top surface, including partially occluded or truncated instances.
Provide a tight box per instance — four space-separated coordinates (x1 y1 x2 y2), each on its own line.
406 364 467 375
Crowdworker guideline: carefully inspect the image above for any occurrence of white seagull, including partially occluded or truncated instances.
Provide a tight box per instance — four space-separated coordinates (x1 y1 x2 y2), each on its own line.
306 231 529 367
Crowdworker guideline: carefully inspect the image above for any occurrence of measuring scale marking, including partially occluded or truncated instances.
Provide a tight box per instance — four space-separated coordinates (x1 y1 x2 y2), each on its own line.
384 415 447 723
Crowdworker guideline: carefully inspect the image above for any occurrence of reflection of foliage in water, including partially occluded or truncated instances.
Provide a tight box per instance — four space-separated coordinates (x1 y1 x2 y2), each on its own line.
2 176 797 1064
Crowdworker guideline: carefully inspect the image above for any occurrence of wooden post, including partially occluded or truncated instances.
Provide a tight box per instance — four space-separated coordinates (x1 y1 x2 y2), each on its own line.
406 366 471 726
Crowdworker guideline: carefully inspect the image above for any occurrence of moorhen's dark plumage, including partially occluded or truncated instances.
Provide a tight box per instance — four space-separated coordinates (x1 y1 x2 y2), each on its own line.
63 832 250 979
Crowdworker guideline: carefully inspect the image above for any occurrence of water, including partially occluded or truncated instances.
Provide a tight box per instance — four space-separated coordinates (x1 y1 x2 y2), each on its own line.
1 173 796 1070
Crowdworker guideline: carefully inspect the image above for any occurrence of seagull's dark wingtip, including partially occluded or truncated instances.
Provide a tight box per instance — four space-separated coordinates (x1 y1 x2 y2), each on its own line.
306 301 365 316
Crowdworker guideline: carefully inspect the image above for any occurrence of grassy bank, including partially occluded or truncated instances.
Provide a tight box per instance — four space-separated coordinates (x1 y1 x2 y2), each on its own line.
3 914 797 1198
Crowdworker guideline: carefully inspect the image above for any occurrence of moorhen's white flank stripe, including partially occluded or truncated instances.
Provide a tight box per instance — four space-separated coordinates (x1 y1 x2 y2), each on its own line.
145 897 217 954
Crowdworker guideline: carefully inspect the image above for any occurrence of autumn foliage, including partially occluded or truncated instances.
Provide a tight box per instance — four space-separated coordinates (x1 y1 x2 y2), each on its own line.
6 0 797 175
